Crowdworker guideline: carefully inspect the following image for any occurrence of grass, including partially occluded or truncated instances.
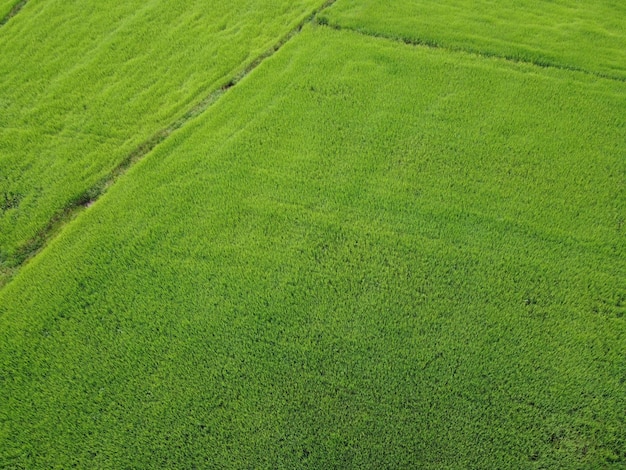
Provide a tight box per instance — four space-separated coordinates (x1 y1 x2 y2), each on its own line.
320 0 626 79
0 0 327 279
1 25 624 468
0 0 21 23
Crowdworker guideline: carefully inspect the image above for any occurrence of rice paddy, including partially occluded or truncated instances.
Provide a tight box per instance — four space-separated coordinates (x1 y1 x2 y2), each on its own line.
0 0 326 279
0 1 624 468
321 0 626 79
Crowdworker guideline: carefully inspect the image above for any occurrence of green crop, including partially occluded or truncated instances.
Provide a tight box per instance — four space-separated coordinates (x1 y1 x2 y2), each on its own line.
321 0 626 79
0 0 326 275
0 0 20 22
1 25 624 468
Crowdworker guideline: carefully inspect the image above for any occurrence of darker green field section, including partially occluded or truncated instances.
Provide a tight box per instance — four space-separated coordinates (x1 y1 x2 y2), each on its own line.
321 0 626 79
0 0 326 280
1 26 624 468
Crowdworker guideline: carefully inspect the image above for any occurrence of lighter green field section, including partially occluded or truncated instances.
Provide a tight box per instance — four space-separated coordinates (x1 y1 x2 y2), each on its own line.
321 0 626 79
0 0 325 269
1 26 624 467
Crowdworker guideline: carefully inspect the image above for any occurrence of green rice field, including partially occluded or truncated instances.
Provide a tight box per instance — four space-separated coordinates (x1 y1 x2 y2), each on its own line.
0 0 325 277
0 1 624 468
322 0 626 79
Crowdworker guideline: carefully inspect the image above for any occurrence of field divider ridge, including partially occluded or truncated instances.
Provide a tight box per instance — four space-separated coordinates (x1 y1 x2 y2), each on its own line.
0 0 27 27
317 20 626 83
0 0 338 289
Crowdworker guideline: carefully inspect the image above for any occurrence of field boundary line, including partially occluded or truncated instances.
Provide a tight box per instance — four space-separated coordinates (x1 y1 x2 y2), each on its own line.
319 21 626 83
0 0 27 27
0 0 338 289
